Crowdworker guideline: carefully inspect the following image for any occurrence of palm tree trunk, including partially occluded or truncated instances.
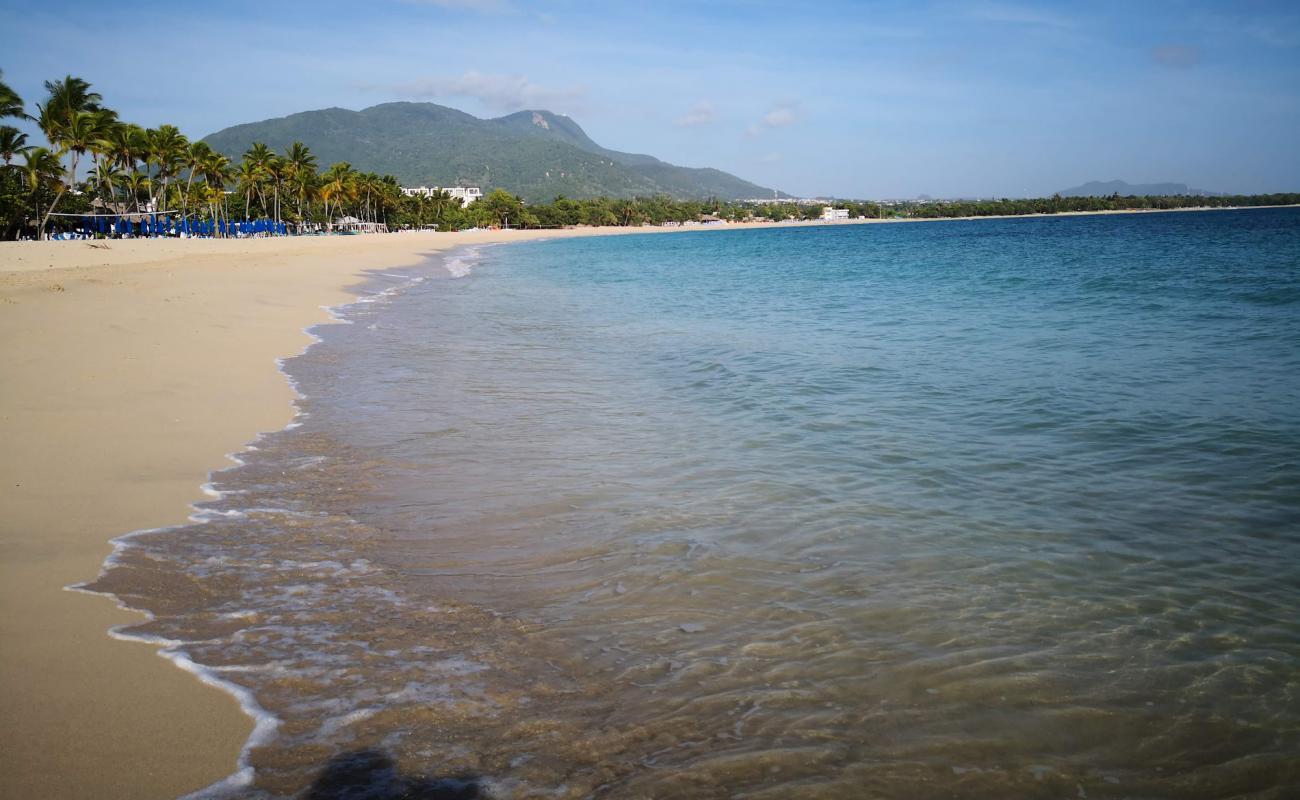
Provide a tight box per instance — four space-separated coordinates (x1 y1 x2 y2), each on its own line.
182 170 196 224
40 185 67 240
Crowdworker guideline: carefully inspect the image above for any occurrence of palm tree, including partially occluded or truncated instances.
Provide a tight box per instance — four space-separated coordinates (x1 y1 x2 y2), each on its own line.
319 162 355 231
428 188 455 225
266 155 286 223
283 141 316 222
102 122 145 176
290 168 318 229
122 171 151 214
20 147 63 239
199 151 232 234
145 125 187 212
241 142 273 215
236 158 265 221
180 140 213 223
354 172 378 222
0 70 23 119
33 76 104 237
90 161 122 208
85 107 119 192
0 126 29 165
36 75 102 132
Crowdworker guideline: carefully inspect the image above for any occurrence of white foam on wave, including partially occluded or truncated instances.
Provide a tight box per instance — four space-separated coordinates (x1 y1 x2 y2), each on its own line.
63 581 281 799
441 244 497 278
65 246 488 797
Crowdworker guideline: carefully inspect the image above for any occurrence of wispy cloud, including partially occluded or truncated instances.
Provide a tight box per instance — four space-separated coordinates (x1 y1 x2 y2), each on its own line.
675 101 717 127
1151 44 1200 69
759 152 783 164
746 103 798 137
1192 11 1300 48
398 0 513 11
377 71 587 113
965 2 1075 28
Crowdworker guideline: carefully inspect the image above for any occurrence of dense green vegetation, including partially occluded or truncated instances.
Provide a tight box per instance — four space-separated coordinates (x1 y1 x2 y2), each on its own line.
202 103 780 203
3 71 1296 240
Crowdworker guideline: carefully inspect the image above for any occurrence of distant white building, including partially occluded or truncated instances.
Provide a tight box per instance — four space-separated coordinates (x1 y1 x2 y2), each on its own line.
821 207 850 221
400 186 484 207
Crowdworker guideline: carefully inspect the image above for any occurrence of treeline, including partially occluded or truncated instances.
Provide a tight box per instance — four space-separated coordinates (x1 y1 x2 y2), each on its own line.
896 193 1300 219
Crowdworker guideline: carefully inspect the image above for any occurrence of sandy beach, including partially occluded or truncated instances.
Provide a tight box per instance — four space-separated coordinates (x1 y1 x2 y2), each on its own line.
0 205 1291 798
0 226 716 799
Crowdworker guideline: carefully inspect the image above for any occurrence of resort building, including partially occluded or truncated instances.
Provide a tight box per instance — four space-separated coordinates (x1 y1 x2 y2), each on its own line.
821 207 851 221
400 186 484 207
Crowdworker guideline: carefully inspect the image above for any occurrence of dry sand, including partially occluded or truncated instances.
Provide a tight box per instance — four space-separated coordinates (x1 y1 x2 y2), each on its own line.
0 226 728 799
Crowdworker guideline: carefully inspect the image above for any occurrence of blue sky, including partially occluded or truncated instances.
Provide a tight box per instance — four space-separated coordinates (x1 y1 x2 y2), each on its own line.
2 0 1298 198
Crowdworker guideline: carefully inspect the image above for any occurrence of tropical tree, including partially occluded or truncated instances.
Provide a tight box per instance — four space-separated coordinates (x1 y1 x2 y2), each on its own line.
266 155 286 223
477 188 529 228
121 171 150 214
102 122 145 177
20 147 63 237
236 158 265 220
319 161 355 230
35 75 101 137
89 161 122 207
145 124 187 211
31 76 105 236
199 150 232 232
0 126 29 165
241 142 273 215
0 71 23 119
180 140 213 222
283 141 316 222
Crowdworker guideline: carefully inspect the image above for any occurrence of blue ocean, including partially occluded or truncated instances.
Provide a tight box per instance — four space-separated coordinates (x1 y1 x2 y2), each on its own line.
94 209 1300 798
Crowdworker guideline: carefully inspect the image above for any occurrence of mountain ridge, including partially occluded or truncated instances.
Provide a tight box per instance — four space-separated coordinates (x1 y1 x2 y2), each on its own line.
1058 179 1223 197
202 103 781 203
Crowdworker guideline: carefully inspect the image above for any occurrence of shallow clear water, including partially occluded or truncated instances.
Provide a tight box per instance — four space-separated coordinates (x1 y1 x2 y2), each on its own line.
92 210 1300 799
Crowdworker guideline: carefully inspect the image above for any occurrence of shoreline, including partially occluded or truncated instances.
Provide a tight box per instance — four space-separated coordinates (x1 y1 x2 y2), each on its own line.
0 227 701 799
0 203 1294 797
72 251 473 798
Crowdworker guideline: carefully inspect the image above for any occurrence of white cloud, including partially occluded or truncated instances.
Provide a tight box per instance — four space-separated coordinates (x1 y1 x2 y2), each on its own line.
762 108 796 127
746 103 799 137
759 152 783 164
675 101 717 127
381 71 587 113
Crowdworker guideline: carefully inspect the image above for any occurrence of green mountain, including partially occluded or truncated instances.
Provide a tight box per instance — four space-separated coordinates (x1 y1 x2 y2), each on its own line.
202 102 781 203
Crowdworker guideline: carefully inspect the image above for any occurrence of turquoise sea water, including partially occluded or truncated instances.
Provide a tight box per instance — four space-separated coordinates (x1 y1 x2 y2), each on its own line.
93 209 1300 798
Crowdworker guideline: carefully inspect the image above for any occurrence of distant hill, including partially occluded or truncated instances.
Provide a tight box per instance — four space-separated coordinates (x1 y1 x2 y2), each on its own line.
1058 180 1223 197
202 103 781 203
